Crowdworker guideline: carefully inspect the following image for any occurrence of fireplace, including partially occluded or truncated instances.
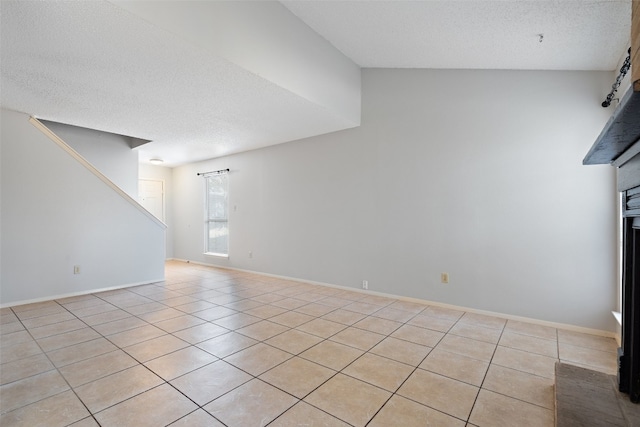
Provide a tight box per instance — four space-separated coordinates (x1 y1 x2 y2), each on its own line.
619 189 640 401
583 0 640 399
585 88 640 402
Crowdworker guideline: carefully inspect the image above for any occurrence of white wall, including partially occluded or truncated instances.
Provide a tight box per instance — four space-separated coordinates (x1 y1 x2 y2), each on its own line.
172 69 617 331
40 120 139 199
139 163 173 259
0 109 165 305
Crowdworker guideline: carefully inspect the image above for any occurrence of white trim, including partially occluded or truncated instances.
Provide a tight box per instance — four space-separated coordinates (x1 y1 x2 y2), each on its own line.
29 117 166 230
613 310 622 325
0 279 165 309
138 177 165 222
172 259 617 339
203 172 229 256
204 252 229 258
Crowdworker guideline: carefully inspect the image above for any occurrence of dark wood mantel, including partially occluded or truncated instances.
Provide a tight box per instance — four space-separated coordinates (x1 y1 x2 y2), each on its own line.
582 89 640 165
635 0 640 92
583 0 640 166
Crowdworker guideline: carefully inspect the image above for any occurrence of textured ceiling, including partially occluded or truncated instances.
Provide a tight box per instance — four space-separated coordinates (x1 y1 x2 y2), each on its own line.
0 1 633 167
0 1 357 166
283 0 632 70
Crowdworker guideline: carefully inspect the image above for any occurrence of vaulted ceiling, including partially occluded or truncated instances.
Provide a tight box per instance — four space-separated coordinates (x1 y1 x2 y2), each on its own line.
0 1 632 167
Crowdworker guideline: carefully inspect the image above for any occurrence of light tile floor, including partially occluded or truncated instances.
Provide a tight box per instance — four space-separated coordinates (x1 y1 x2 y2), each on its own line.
0 261 619 426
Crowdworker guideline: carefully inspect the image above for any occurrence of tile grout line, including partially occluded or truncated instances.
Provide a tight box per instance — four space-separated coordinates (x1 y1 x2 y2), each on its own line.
471 321 562 417
10 292 221 424
362 305 456 426
468 318 507 424
269 302 421 427
1 264 617 426
4 302 102 426
377 310 477 424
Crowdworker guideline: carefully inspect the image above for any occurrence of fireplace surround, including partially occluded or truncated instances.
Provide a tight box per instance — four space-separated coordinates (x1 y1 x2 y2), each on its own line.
584 89 640 401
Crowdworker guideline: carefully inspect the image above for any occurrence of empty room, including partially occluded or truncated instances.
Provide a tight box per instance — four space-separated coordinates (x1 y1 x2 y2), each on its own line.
1 0 639 426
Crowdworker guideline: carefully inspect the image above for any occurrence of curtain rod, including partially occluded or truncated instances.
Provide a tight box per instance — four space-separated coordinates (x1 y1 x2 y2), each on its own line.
197 168 229 176
602 47 631 108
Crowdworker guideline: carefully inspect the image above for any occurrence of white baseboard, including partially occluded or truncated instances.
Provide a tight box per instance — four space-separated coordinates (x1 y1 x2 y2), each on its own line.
170 258 617 339
0 278 165 309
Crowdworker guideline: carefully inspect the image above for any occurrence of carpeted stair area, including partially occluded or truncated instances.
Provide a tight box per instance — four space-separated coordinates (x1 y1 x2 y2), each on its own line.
555 362 640 427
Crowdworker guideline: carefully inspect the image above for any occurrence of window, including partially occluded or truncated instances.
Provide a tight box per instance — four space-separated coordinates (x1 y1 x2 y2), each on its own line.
205 171 229 256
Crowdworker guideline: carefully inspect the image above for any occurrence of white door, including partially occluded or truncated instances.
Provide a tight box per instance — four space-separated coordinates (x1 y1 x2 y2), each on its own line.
139 179 164 222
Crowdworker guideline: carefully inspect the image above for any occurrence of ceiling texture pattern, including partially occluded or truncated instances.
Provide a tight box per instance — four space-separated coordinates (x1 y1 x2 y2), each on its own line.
0 0 633 166
283 0 631 70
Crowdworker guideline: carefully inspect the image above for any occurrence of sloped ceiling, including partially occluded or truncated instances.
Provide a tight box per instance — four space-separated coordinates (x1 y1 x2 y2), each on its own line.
0 0 360 166
0 1 632 167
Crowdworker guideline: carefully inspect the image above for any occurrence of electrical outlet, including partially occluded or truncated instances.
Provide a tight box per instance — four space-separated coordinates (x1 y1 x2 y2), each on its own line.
362 280 368 290
73 265 81 275
440 273 449 284
249 251 253 258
